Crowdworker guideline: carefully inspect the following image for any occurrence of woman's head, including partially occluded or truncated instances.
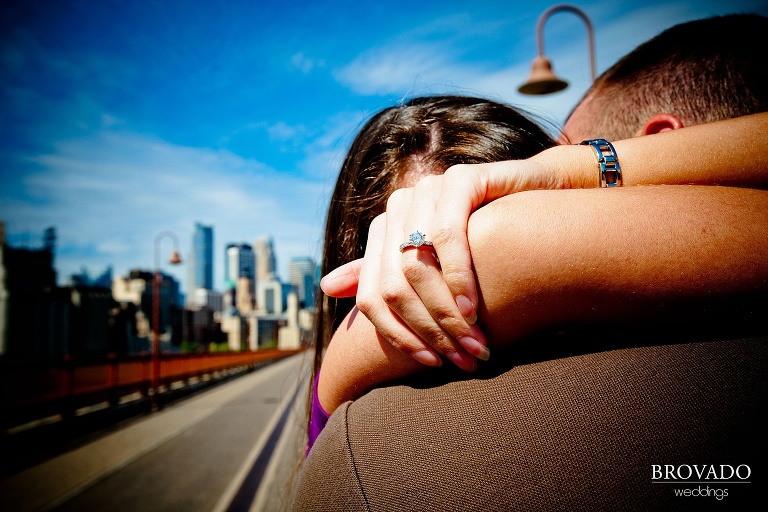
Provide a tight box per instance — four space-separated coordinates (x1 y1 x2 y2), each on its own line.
316 95 555 353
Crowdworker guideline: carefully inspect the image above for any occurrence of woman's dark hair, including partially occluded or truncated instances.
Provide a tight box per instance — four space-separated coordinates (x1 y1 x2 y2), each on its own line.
312 95 556 386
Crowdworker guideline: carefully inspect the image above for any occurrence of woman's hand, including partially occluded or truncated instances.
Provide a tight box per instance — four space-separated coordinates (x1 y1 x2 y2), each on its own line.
321 179 481 369
362 184 485 370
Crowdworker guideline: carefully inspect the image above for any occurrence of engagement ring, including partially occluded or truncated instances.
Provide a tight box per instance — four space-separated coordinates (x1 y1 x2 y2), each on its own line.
399 231 434 252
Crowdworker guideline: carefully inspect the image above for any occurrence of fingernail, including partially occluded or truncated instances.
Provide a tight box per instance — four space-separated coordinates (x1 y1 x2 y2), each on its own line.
459 337 490 361
446 350 477 372
412 350 442 367
456 295 477 324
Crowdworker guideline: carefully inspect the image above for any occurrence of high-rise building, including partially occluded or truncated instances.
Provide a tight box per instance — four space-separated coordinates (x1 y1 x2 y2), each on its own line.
254 236 277 282
189 223 213 295
287 256 317 308
224 243 255 289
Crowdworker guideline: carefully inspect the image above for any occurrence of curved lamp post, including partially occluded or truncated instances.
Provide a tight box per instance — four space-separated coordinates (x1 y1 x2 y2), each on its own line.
518 4 596 95
152 230 182 406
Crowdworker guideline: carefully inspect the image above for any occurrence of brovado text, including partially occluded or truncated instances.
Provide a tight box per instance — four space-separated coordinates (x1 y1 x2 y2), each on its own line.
652 464 751 481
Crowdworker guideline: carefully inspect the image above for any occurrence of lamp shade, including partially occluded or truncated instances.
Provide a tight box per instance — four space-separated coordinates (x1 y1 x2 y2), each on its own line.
518 55 568 95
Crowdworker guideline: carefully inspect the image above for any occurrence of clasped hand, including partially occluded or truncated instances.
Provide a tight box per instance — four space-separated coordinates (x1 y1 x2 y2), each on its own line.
320 157 559 369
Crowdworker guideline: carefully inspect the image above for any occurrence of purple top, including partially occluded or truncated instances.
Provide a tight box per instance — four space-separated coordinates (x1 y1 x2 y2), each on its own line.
306 371 330 456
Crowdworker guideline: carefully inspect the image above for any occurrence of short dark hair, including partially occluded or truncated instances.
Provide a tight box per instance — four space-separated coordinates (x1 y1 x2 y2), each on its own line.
566 14 768 140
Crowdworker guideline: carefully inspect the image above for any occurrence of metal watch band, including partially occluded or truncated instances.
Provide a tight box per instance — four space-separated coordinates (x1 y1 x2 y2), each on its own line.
579 138 622 187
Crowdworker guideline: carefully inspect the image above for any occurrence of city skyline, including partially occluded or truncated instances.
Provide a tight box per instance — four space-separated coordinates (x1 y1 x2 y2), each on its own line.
2 0 765 291
5 222 316 304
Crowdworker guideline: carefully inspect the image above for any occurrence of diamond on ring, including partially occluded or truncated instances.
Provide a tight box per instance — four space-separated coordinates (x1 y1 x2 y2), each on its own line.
399 231 434 252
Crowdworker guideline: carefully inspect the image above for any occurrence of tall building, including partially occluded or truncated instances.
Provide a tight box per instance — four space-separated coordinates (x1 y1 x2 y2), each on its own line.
287 256 317 308
188 223 213 296
254 236 277 282
224 243 255 289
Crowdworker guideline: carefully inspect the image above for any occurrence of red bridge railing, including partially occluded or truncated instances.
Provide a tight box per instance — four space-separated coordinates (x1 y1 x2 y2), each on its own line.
1 349 304 431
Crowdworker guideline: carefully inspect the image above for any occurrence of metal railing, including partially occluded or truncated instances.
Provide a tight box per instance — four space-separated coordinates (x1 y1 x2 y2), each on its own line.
1 349 304 431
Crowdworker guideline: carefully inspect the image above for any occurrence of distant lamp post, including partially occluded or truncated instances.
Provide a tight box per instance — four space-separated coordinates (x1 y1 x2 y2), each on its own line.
152 230 182 406
518 4 596 95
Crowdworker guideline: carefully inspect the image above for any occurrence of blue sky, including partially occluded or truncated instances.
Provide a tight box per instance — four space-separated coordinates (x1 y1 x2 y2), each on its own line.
2 0 765 294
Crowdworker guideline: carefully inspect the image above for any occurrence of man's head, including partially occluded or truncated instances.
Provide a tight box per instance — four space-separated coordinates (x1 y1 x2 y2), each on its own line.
562 13 768 143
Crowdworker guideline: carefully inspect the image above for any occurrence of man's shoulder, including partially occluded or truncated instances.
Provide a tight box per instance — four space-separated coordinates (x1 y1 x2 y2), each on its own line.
297 337 766 511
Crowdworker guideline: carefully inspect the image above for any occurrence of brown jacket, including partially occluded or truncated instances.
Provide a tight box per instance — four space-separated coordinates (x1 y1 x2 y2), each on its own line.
293 336 765 511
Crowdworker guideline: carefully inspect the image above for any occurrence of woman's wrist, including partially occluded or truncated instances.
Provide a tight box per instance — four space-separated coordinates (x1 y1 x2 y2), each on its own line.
529 143 598 190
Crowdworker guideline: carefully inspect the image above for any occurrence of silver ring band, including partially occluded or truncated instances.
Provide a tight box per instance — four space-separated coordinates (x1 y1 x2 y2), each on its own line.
399 231 433 252
579 138 622 187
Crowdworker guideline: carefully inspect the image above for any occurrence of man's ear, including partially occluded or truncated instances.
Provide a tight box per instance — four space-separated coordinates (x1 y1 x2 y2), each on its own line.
638 113 685 136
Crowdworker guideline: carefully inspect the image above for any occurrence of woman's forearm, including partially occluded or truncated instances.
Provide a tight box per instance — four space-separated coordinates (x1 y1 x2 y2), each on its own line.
317 307 425 413
534 112 768 190
469 185 768 343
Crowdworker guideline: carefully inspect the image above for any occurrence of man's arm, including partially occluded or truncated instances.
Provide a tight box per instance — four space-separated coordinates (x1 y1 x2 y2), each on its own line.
318 185 768 413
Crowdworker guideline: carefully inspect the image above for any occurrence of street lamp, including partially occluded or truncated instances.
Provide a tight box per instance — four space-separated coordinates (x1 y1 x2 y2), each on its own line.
152 230 182 406
518 4 596 95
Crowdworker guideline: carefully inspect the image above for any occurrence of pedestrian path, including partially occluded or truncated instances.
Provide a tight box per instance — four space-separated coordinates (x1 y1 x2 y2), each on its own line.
214 361 310 512
0 352 310 512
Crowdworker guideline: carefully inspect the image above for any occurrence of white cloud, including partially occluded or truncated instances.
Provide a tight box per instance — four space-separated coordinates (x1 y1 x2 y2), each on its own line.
1 128 326 292
330 8 587 127
267 121 301 141
290 52 325 74
333 44 575 131
298 110 368 179
334 43 480 97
